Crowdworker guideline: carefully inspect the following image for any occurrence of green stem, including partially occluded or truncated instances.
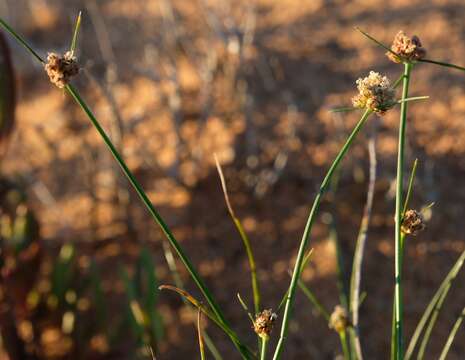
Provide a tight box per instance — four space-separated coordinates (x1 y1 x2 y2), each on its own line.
70 11 82 55
402 159 418 217
394 62 412 360
0 18 44 63
65 84 253 359
416 284 451 359
297 279 330 321
438 306 465 360
392 73 405 89
390 298 397 360
161 241 223 360
215 157 261 315
405 250 465 359
397 96 429 104
234 218 260 314
198 311 206 360
329 215 349 309
272 108 372 360
350 134 377 360
339 330 351 360
260 338 268 360
419 58 465 72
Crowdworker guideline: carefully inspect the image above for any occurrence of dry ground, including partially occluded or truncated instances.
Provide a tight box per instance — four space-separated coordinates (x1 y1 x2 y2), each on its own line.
2 0 465 359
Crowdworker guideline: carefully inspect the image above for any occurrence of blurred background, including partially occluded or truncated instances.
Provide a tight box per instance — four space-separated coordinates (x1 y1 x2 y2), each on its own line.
1 0 465 359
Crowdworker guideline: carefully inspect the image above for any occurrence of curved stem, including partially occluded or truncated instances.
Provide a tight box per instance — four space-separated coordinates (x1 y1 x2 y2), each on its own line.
405 250 465 359
65 84 253 359
272 108 372 360
215 157 261 315
438 306 465 360
0 16 254 359
393 62 412 360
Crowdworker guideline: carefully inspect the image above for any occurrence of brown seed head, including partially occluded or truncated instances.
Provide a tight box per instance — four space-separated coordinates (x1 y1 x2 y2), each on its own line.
44 51 79 88
253 309 277 339
387 31 426 64
352 71 396 115
329 305 350 333
401 209 426 236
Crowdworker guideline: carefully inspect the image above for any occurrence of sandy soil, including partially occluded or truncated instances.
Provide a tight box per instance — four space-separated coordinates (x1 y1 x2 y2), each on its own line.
2 0 465 359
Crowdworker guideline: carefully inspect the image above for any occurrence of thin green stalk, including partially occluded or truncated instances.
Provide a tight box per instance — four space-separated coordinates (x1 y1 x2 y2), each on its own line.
277 248 314 312
397 96 429 104
215 156 261 315
297 279 330 321
237 293 255 324
399 160 418 273
0 18 44 63
203 333 224 360
260 338 268 360
393 62 412 360
272 108 372 360
70 11 82 55
438 306 465 360
339 330 351 360
416 283 451 359
419 58 465 72
405 249 465 360
0 25 243 355
159 284 253 357
197 310 206 360
390 298 396 360
65 84 252 359
350 133 377 360
330 96 426 114
393 73 405 89
402 159 418 217
329 214 349 309
330 107 356 113
354 27 398 57
161 241 223 360
0 18 250 359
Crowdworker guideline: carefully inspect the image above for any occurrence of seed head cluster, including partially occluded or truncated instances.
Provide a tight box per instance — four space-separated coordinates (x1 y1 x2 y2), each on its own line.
352 71 396 115
387 31 426 64
329 305 350 333
253 309 277 339
401 209 426 236
44 51 79 88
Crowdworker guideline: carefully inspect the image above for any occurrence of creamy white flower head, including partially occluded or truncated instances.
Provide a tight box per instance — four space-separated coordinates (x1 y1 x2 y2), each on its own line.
352 71 396 115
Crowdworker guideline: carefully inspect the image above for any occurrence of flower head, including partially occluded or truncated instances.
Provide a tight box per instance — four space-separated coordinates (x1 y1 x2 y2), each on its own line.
253 309 277 339
44 51 79 88
401 209 425 236
387 31 426 64
352 71 396 115
329 305 350 333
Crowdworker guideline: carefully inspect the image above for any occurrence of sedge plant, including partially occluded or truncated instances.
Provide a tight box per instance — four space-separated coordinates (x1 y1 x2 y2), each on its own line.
0 15 254 360
3 12 465 359
356 27 465 360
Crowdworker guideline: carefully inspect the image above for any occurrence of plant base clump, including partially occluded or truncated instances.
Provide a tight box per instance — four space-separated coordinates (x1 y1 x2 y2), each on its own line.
44 51 79 88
